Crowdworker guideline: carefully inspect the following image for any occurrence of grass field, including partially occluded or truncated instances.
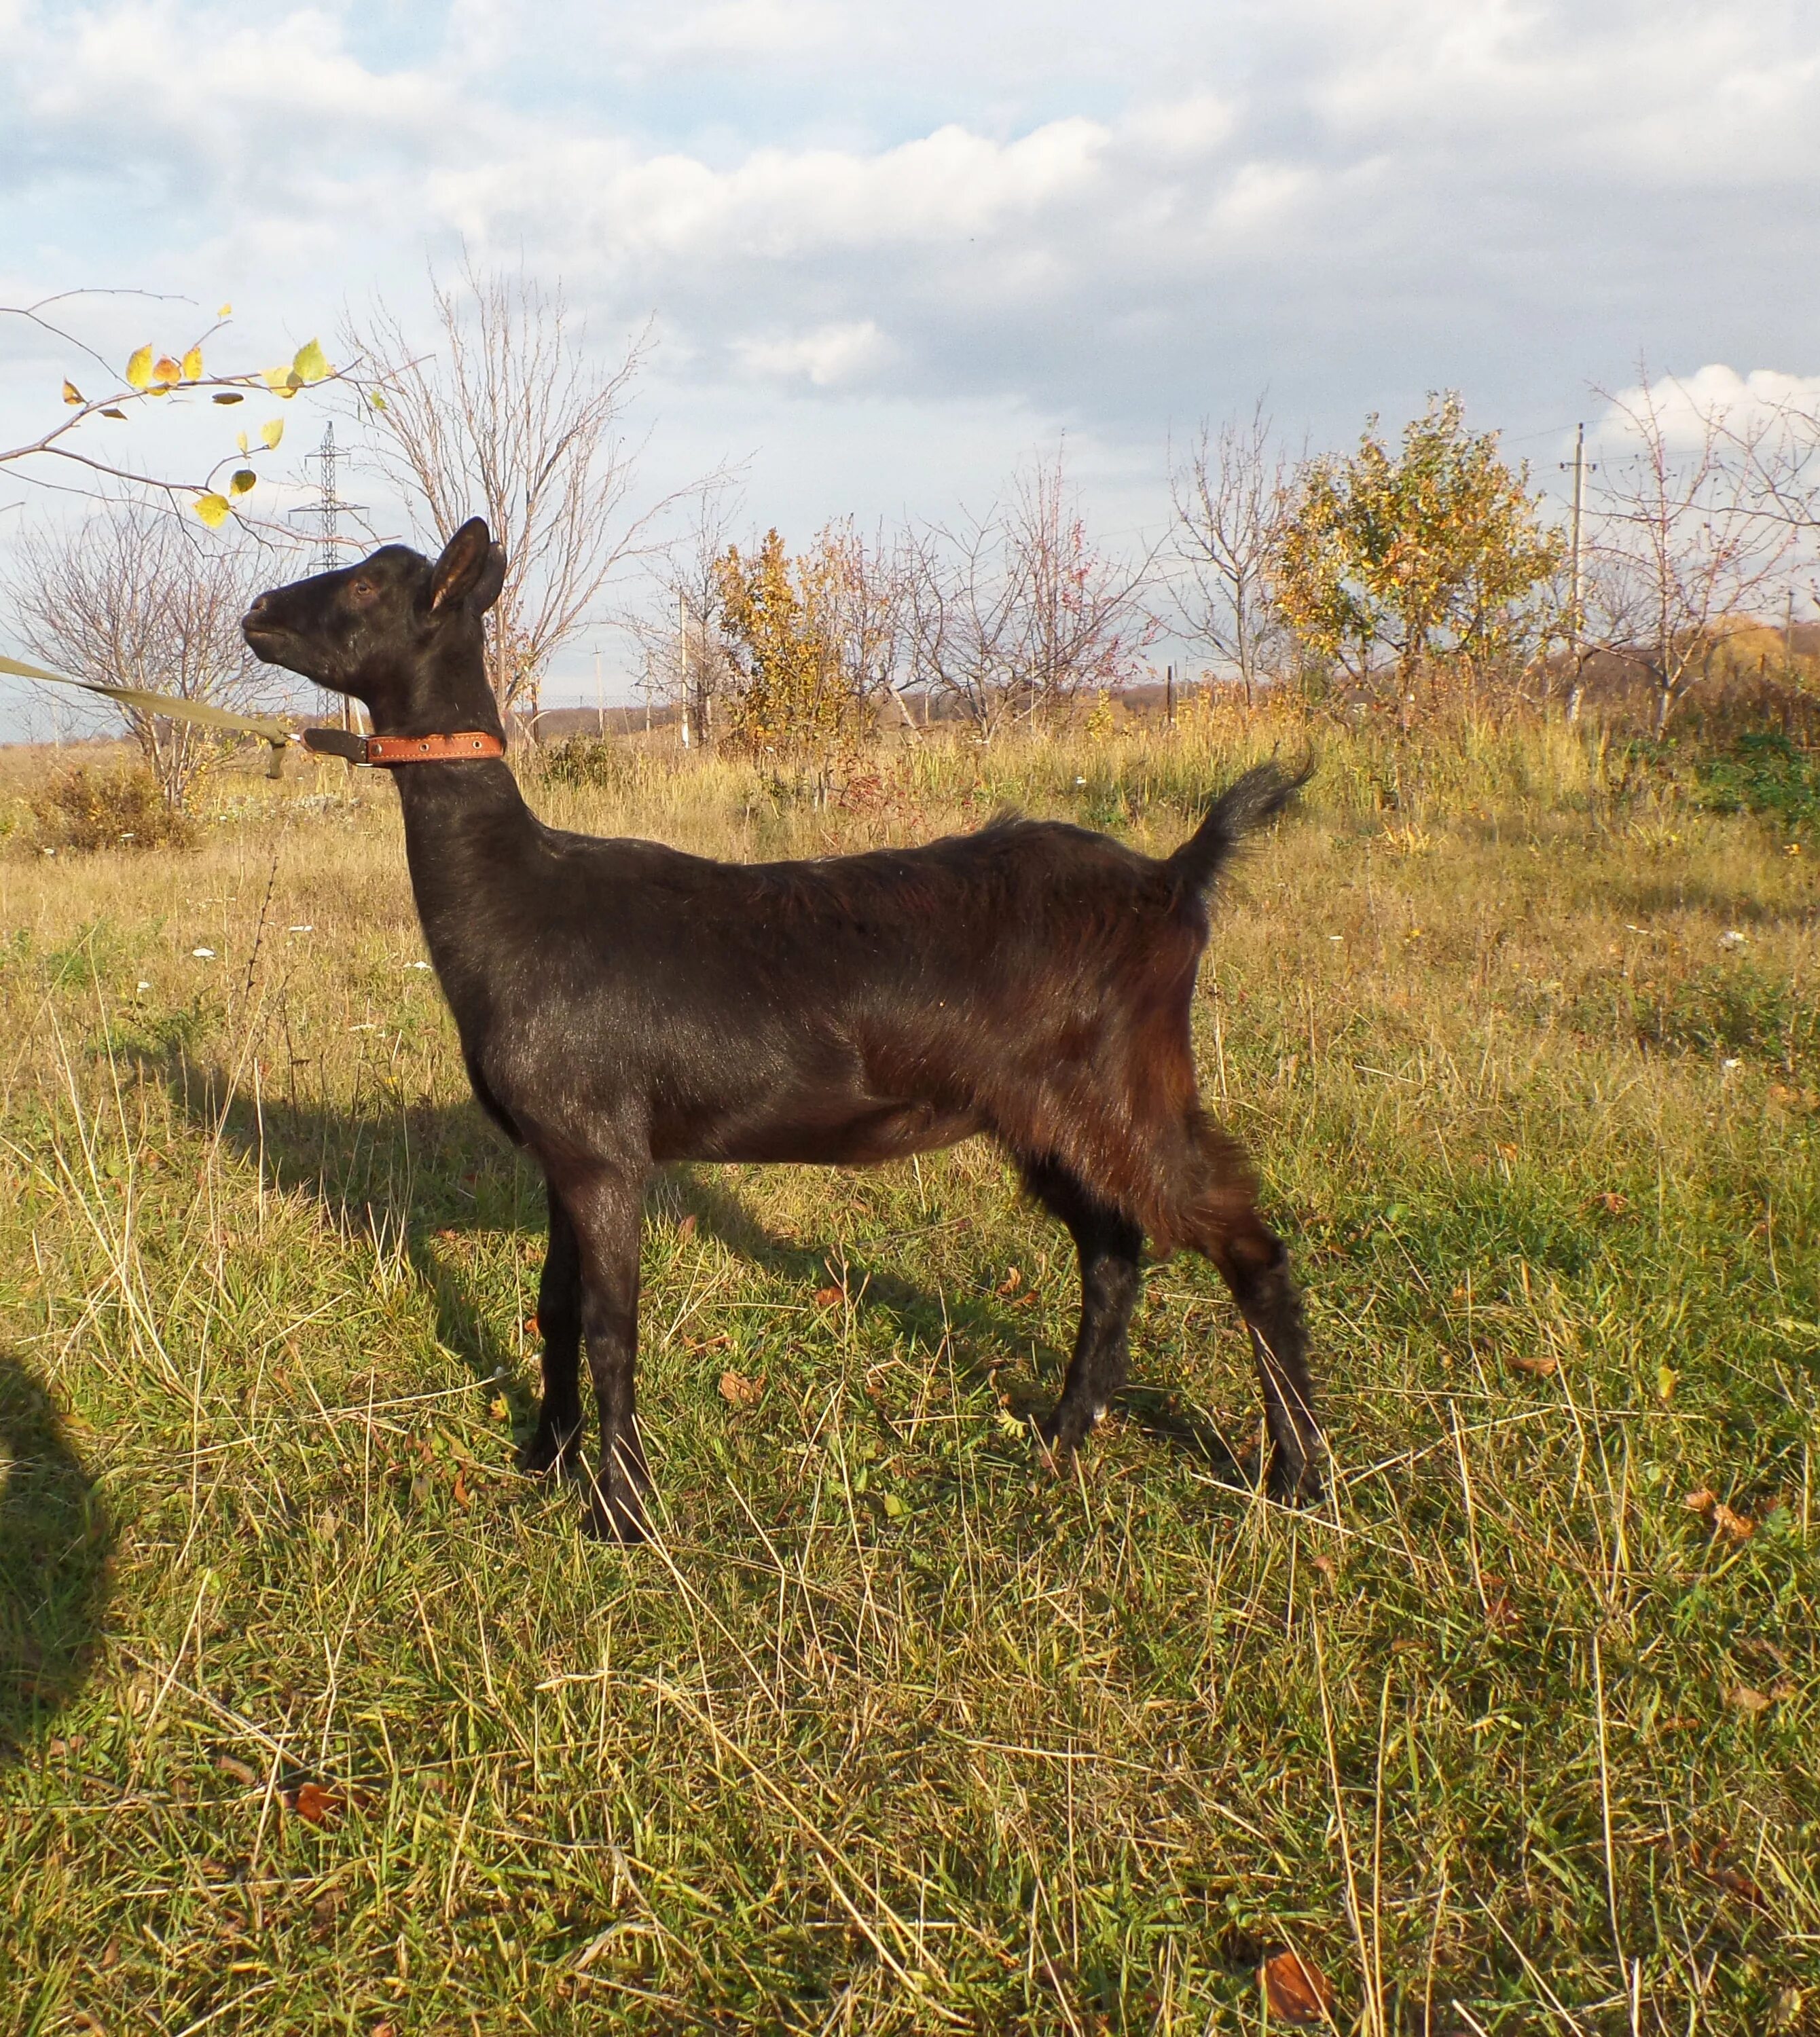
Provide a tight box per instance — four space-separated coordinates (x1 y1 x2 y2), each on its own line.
1 713 1815 2034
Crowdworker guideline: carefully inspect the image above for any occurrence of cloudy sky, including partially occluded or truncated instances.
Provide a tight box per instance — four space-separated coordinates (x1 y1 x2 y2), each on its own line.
5 0 1819 712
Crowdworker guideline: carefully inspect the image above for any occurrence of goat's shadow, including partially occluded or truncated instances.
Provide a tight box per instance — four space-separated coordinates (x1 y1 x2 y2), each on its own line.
0 1353 114 1763
140 1048 1249 1487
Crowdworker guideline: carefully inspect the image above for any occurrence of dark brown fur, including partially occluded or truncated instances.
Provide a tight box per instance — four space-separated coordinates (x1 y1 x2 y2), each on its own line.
243 520 1322 1539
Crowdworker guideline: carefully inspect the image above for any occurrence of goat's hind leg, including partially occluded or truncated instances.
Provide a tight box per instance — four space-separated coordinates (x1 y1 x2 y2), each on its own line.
1022 1158 1146 1456
520 1182 586 1474
1178 1122 1322 1502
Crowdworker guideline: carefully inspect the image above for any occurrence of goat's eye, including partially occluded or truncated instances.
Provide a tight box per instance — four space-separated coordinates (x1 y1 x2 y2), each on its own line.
349 579 374 600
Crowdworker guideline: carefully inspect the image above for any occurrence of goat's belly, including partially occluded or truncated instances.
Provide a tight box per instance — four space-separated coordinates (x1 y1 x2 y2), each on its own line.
656 1099 980 1167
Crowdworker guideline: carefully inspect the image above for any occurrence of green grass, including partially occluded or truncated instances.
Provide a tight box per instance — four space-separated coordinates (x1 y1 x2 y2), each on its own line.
1 714 1815 2034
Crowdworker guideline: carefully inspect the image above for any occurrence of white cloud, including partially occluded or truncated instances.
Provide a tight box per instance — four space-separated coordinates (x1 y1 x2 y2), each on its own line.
733 319 896 387
1594 364 1820 448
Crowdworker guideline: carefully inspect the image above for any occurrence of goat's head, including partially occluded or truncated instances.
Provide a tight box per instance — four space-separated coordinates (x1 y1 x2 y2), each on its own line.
243 519 507 731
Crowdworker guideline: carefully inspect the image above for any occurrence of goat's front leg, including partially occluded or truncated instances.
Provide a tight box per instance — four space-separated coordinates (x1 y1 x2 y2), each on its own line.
520 1182 585 1475
564 1166 651 1541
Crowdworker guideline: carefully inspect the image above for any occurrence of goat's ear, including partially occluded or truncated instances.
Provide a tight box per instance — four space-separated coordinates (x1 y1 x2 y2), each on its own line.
429 519 494 612
470 543 507 615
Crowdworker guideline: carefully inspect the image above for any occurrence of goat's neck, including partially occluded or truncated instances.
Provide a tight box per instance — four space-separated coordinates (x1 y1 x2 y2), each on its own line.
390 758 540 965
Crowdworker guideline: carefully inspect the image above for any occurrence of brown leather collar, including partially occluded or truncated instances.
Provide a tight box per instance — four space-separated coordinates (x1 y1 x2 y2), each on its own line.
302 728 505 767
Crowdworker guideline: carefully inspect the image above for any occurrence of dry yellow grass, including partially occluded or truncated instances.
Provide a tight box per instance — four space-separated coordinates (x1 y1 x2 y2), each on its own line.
0 710 1814 2032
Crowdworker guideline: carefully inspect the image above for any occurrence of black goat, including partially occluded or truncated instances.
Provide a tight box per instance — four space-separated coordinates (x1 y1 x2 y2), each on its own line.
244 520 1320 1539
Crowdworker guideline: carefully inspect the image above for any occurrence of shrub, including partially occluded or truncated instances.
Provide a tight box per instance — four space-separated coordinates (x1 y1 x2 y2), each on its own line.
1694 731 1820 830
28 765 196 854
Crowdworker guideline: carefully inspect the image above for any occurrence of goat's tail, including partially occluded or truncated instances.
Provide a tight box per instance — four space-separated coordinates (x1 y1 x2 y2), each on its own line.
1165 756 1313 896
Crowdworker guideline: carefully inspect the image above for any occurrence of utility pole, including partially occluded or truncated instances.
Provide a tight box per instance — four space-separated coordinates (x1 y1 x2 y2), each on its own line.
291 425 367 733
1560 424 1596 724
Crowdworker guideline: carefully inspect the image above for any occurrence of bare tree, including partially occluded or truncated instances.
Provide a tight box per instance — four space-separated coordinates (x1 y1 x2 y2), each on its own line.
817 519 917 734
1167 401 1285 704
904 448 1154 735
632 483 740 745
346 264 658 714
7 502 270 805
1588 370 1797 735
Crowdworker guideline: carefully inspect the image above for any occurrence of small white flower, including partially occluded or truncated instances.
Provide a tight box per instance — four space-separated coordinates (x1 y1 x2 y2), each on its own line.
1722 1057 1742 1071
1719 930 1747 949
191 947 215 959
136 980 151 993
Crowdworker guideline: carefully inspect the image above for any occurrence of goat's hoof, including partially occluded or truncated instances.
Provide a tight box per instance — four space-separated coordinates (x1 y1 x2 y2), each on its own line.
1035 1403 1096 1463
519 1425 581 1476
581 1494 649 1543
1265 1449 1324 1507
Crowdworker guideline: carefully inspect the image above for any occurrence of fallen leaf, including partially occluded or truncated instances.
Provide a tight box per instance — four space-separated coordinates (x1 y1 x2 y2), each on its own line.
1656 1365 1679 1403
813 1287 842 1308
1261 1947 1333 2025
1495 1141 1519 1163
997 1266 1023 1296
1507 1354 1558 1377
676 1213 697 1241
1729 1685 1772 1716
719 1370 763 1409
1684 1488 1717 1515
488 1395 509 1423
453 1468 471 1508
1711 1502 1755 1542
1482 1577 1521 1631
1311 1554 1336 1581
1596 1192 1630 1215
215 1755 257 1786
290 1780 343 1827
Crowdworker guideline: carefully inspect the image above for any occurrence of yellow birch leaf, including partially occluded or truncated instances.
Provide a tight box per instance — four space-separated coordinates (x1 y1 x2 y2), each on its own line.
193 493 232 529
229 469 257 496
62 379 84 406
100 407 126 420
291 337 329 384
217 301 232 317
236 430 249 454
125 345 154 390
260 418 284 450
151 355 182 386
181 346 203 381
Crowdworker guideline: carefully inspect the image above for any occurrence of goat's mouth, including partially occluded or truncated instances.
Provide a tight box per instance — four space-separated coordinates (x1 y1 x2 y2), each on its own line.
241 615 295 664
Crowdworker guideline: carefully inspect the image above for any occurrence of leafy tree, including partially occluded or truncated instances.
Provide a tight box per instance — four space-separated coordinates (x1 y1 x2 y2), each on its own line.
714 530 860 763
1271 392 1561 698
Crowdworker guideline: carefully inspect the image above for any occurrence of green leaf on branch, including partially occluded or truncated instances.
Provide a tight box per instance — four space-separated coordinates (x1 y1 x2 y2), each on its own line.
367 392 388 412
229 469 257 496
193 493 232 529
125 346 154 390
